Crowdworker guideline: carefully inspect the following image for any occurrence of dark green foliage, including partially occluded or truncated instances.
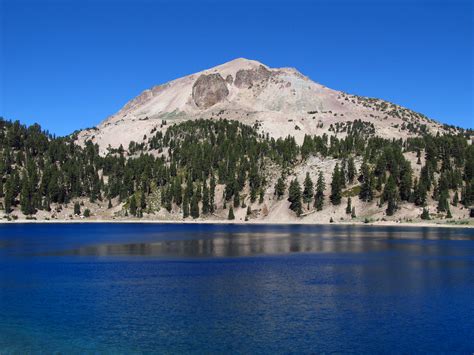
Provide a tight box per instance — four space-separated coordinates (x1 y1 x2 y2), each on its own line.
314 172 325 211
202 181 210 214
182 194 190 218
190 194 199 219
233 191 240 208
228 206 235 220
452 191 459 206
421 208 430 220
437 189 449 213
274 176 285 199
303 172 314 206
330 164 343 205
383 175 398 216
74 202 81 215
288 179 302 216
347 157 356 184
446 208 452 219
359 161 374 202
346 197 352 214
129 195 137 216
351 206 356 218
83 208 90 217
1 117 473 222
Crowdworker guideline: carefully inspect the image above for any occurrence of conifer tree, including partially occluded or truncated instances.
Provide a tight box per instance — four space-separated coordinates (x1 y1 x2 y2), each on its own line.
384 175 398 216
452 191 459 206
275 176 285 200
446 207 452 219
437 189 449 212
303 172 314 207
330 164 342 205
351 206 356 218
228 206 235 220
347 157 356 184
288 179 303 216
20 173 35 215
346 197 352 214
182 194 190 218
209 173 216 213
190 194 200 219
74 201 81 215
140 191 146 210
129 195 137 216
359 161 374 202
233 191 240 208
202 181 210 214
421 208 430 220
314 171 325 211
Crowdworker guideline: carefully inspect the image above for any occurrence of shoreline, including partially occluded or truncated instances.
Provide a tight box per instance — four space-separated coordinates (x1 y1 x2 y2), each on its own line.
0 218 472 229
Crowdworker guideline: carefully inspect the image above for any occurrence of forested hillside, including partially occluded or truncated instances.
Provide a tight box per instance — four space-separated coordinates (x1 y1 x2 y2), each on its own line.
1 117 473 224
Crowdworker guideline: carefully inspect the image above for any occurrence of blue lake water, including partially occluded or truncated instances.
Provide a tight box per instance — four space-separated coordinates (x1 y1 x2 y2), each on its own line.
0 223 473 353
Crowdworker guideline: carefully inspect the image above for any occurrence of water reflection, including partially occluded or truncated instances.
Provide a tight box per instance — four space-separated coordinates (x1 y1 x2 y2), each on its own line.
42 226 474 258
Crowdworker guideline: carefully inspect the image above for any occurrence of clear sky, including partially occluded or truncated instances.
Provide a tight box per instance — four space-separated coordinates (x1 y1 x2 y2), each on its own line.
1 0 472 136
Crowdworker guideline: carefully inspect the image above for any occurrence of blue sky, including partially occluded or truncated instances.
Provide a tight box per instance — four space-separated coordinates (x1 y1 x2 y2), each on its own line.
1 0 472 135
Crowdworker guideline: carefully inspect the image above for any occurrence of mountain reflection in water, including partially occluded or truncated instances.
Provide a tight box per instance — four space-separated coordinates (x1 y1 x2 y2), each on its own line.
44 225 472 258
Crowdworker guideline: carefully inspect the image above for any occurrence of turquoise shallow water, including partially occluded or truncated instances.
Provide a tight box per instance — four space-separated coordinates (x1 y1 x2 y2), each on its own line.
0 223 473 353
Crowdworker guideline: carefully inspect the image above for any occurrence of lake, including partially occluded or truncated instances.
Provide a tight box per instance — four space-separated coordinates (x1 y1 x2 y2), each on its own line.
0 223 473 353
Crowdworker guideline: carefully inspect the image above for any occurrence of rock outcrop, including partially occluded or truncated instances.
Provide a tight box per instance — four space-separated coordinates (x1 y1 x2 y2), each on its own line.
234 65 271 89
192 73 229 108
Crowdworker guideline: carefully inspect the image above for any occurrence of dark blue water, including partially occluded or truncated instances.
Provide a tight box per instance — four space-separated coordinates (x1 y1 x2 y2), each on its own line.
1 223 473 353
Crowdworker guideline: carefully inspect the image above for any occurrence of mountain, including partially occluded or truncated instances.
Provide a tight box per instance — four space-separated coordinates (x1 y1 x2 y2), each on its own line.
76 58 453 154
1 60 473 226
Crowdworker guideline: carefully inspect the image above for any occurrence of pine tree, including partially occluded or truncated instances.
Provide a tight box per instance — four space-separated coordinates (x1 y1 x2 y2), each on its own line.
182 194 190 218
74 201 81 215
383 175 398 216
228 206 235 220
20 173 35 215
446 207 452 219
421 208 430 220
202 181 210 214
190 194 200 219
452 191 459 206
275 176 285 200
288 179 303 216
346 197 352 214
330 164 342 205
359 161 374 202
347 157 356 184
437 189 449 212
140 191 146 210
303 172 314 207
233 191 240 208
129 195 137 216
108 198 113 209
4 177 15 214
209 173 216 213
351 206 356 218
314 171 325 211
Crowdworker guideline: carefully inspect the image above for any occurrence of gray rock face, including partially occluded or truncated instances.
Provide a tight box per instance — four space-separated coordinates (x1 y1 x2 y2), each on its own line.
192 74 229 108
234 65 271 88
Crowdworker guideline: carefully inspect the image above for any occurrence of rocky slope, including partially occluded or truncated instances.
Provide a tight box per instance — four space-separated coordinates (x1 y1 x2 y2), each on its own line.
76 58 453 154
